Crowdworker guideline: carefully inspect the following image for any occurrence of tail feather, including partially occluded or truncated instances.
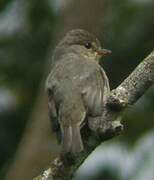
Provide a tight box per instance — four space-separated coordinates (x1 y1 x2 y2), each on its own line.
60 101 86 154
71 124 83 153
61 124 83 154
61 126 72 153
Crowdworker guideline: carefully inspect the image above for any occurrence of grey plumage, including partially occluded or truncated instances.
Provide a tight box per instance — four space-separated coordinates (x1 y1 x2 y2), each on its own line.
46 29 110 154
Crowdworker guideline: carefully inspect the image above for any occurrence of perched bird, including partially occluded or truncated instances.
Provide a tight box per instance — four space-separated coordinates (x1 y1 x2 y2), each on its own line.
46 29 111 154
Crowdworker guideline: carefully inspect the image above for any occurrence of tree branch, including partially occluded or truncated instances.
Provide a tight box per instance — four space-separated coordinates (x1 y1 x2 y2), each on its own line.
33 50 154 180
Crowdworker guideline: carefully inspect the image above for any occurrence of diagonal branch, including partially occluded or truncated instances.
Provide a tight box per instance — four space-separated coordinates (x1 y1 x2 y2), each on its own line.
33 50 154 180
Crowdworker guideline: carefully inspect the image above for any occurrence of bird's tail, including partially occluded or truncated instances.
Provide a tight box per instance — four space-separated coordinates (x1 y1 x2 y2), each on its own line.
60 98 86 154
71 124 83 153
61 125 83 154
61 126 72 153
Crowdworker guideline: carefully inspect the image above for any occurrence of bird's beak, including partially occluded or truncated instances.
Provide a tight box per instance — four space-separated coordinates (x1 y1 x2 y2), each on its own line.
96 48 112 56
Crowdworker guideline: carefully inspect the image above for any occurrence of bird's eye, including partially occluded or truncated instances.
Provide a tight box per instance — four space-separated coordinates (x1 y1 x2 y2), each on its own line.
85 42 92 49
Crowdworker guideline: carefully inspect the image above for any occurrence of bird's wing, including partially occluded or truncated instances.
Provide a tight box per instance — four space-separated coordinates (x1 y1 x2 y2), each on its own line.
81 67 105 116
99 66 110 102
47 89 61 142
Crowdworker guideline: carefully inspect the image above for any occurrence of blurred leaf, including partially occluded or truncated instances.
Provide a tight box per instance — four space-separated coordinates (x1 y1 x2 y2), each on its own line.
75 131 154 180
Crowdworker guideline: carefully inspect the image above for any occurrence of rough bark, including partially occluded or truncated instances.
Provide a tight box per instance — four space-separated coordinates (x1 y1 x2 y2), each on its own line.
33 50 154 180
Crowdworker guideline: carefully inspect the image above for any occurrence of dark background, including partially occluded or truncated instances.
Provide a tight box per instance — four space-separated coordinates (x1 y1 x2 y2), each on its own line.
0 0 154 179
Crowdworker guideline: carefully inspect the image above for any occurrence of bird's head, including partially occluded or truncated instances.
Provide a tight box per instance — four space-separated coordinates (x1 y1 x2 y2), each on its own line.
57 29 111 61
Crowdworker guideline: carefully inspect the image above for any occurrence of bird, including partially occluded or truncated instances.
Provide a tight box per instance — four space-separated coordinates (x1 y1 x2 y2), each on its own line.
45 29 111 154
